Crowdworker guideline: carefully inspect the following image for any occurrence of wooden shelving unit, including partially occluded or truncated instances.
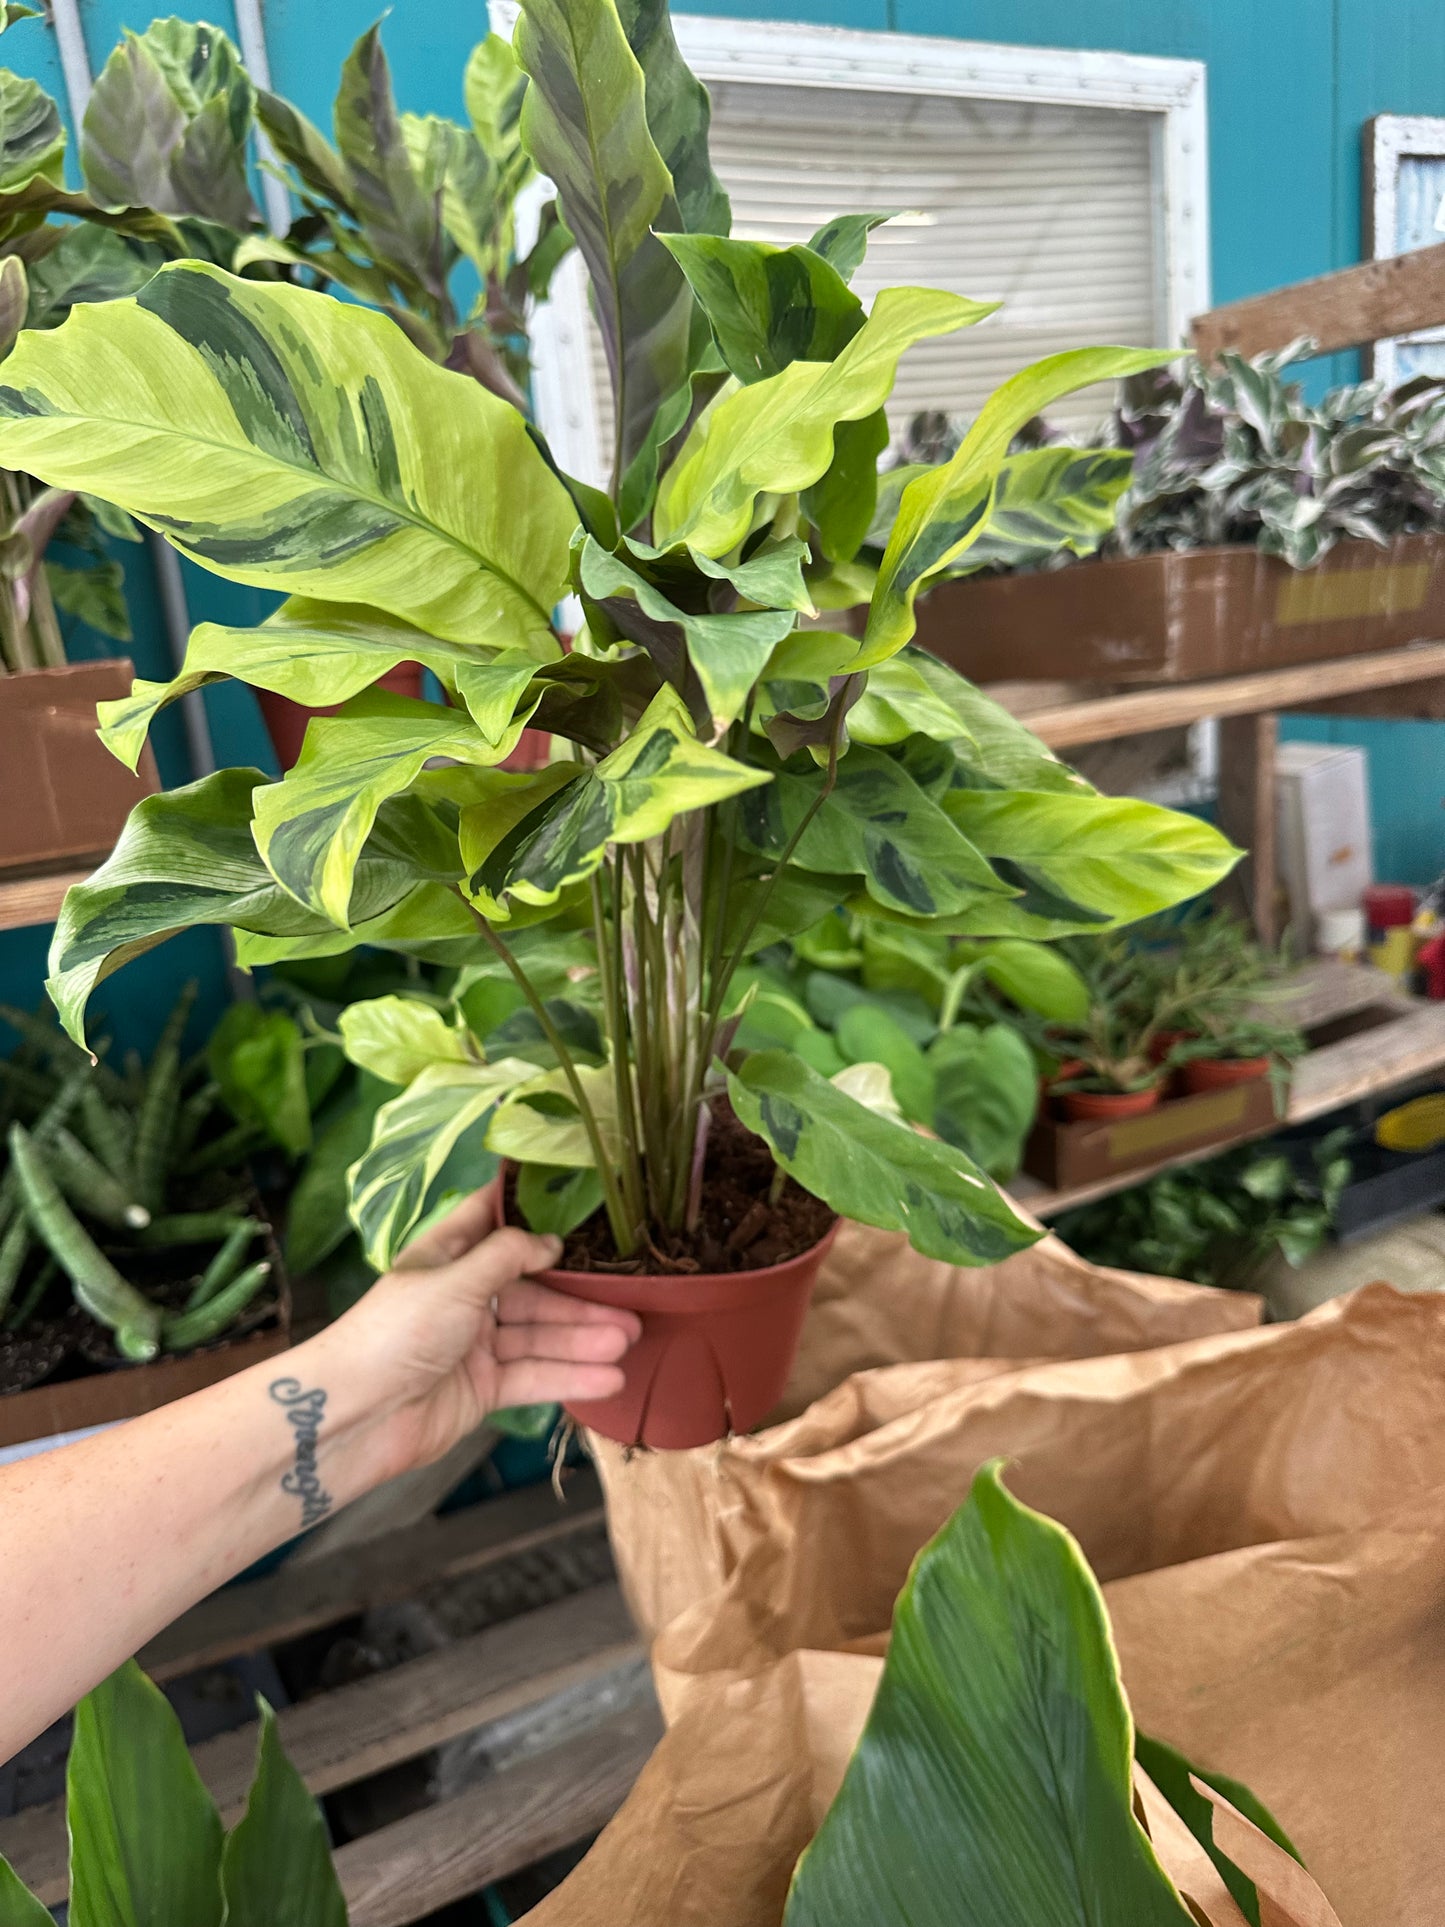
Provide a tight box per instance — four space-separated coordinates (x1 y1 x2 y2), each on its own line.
1011 962 1445 1220
0 870 87 933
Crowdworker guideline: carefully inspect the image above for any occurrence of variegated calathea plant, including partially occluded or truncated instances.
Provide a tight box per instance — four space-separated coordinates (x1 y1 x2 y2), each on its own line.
5 0 1237 1273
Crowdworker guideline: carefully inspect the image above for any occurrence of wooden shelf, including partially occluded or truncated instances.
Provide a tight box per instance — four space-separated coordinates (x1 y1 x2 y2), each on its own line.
1011 962 1445 1220
1004 639 1445 749
0 869 87 932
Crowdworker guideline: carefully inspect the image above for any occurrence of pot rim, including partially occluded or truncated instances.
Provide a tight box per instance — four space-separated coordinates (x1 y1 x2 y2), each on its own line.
534 1216 842 1316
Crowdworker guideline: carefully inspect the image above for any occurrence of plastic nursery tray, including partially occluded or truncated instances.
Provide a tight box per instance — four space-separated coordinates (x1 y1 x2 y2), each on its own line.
1273 1098 1445 1246
1022 1075 1284 1192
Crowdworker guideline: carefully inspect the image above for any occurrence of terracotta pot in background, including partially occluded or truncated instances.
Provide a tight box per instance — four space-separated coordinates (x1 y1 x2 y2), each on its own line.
255 661 425 771
1180 1055 1272 1093
0 660 159 873
545 1222 841 1450
1149 1028 1199 1066
1059 1084 1162 1123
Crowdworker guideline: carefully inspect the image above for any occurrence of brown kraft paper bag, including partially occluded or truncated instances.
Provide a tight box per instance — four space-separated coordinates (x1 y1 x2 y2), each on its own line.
568 1283 1444 1925
593 1216 1263 1637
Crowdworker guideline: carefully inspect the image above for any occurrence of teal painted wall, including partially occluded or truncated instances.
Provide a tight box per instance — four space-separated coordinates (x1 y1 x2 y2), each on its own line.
3 0 1444 1046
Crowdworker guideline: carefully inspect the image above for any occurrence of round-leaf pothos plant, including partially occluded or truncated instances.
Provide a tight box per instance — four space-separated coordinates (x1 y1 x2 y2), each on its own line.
6 0 1237 1273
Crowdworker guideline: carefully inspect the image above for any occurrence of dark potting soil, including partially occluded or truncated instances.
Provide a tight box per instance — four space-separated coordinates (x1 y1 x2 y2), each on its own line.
507 1108 836 1275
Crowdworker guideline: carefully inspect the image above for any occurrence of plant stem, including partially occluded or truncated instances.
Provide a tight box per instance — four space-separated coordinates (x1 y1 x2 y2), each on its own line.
589 867 645 1231
472 914 636 1255
702 705 847 1064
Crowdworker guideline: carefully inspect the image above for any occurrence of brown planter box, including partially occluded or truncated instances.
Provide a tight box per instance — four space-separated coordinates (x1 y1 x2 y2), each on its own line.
0 1325 290 1451
1023 1073 1284 1192
910 532 1445 684
0 659 159 875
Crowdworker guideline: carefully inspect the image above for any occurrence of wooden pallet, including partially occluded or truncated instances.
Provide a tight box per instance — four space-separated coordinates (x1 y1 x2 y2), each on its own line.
1012 960 1445 1219
0 1466 658 1926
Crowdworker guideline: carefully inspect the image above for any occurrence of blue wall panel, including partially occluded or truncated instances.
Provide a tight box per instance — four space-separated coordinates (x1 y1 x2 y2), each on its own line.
3 0 1444 1041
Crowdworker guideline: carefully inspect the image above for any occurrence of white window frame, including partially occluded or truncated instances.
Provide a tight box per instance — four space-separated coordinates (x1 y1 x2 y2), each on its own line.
514 14 1211 481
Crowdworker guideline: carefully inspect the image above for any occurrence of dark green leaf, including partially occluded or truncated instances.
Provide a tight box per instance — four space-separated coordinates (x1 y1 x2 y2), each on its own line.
613 0 729 236
738 743 1011 921
219 1700 347 1927
661 234 863 383
729 1050 1038 1265
0 69 64 193
929 1021 1038 1181
1135 1730 1304 1927
515 1161 604 1235
806 211 893 282
784 1465 1193 1927
68 1660 225 1927
333 25 445 301
208 1005 311 1155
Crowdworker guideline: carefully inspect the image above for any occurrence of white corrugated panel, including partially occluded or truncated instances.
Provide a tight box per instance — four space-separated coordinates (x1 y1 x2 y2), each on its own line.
582 77 1162 470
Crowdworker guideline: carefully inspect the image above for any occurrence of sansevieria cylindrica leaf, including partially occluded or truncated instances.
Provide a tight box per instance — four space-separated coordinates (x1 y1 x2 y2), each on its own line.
0 261 575 650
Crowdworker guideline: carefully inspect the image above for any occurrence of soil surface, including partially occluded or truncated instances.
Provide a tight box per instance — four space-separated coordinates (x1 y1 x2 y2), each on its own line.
508 1107 836 1275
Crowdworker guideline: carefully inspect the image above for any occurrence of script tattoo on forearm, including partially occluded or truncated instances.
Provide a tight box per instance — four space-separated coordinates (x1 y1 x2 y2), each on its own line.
268 1377 334 1529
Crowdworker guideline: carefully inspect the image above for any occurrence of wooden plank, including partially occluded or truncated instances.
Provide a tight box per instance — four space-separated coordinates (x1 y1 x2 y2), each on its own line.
138 1466 604 1681
337 1698 663 1927
1013 642 1445 748
1261 958 1411 1030
0 1585 644 1907
0 870 86 932
1215 712 1279 944
1289 1002 1445 1120
1191 240 1445 361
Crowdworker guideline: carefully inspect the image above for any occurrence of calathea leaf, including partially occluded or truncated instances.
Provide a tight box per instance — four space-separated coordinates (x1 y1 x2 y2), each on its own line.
846 653 972 746
250 692 531 927
81 19 257 229
738 742 1011 920
96 600 560 772
464 34 530 177
907 650 1093 796
220 1701 348 1927
803 408 891 564
928 1021 1038 1182
254 88 353 207
0 250 24 356
46 769 417 1046
515 1162 605 1236
959 936 1091 1021
728 1050 1038 1264
45 555 130 641
209 1003 312 1154
68 1661 226 1927
862 345 1173 665
940 445 1135 575
464 684 769 918
515 0 692 512
0 261 574 651
334 25 447 303
578 534 796 734
338 995 472 1085
806 211 894 282
613 0 729 237
782 1465 1194 1925
0 70 64 193
660 234 863 383
349 1059 535 1270
654 287 995 557
488 1062 622 1167
24 225 166 333
941 789 1241 929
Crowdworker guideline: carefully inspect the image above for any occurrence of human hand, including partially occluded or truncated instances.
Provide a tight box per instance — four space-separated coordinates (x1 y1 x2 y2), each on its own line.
311 1187 640 1482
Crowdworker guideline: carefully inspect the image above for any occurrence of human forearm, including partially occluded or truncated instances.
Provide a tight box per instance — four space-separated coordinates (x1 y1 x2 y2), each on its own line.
0 1194 635 1765
0 1320 406 1761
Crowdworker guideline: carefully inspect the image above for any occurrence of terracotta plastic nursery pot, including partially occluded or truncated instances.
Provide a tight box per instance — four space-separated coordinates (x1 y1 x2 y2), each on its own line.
542 1221 841 1451
1180 1054 1272 1093
1059 1085 1162 1122
256 661 425 771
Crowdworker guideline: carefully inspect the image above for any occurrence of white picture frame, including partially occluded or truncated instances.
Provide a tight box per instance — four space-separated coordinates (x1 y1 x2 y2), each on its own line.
1364 113 1445 384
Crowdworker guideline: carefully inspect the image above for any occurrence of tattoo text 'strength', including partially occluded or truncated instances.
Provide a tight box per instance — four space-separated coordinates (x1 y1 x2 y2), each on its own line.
268 1377 334 1529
